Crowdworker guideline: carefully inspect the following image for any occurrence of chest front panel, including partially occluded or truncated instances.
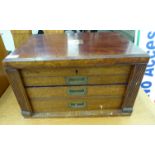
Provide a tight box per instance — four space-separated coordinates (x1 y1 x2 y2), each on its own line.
3 33 149 117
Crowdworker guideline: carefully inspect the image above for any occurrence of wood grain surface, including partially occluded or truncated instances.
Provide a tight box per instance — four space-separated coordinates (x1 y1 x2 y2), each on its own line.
122 64 147 112
11 30 32 49
2 32 149 117
3 32 149 68
30 96 123 112
26 85 126 98
21 65 130 86
0 35 9 96
0 87 155 124
22 74 129 86
21 65 131 77
5 67 32 116
43 30 64 34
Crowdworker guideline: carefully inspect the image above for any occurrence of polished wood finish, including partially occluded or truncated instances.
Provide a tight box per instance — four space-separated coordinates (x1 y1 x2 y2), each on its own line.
31 96 123 112
4 33 148 68
43 30 64 34
21 65 130 86
4 67 32 116
26 85 126 98
0 35 9 97
122 64 147 112
0 73 9 97
11 30 32 49
21 65 131 76
1 86 155 123
3 32 149 117
22 74 129 86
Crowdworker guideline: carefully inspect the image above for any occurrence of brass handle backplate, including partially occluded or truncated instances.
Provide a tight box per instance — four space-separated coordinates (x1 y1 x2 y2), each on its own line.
69 101 86 108
65 76 88 85
67 87 87 96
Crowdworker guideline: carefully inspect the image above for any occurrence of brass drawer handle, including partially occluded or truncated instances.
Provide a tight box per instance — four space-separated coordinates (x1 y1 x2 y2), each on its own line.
65 76 88 85
69 101 86 108
67 87 87 96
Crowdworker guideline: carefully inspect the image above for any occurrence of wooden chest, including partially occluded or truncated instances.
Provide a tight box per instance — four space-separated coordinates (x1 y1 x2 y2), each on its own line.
3 32 149 118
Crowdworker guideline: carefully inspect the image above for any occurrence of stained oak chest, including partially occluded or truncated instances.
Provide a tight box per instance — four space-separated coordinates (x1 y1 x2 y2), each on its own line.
3 32 149 118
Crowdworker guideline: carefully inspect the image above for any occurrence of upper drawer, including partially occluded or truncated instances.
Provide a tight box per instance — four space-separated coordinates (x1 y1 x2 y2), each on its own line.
21 65 131 86
21 65 131 77
22 74 129 86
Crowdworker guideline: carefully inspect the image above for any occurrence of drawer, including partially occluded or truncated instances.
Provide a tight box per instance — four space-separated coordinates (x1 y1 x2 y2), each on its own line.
23 74 129 86
30 96 123 112
26 85 126 98
21 65 131 77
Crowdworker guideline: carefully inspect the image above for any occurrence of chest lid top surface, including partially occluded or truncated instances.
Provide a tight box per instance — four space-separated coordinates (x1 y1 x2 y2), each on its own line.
3 32 149 68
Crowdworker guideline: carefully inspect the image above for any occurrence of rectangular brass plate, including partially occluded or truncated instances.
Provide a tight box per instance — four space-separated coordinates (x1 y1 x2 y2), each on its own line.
65 76 88 85
67 87 87 96
69 101 86 108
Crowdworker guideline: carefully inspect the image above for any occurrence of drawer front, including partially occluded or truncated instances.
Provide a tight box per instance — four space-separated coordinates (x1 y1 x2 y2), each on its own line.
30 96 123 112
23 74 129 86
21 65 131 77
26 85 126 98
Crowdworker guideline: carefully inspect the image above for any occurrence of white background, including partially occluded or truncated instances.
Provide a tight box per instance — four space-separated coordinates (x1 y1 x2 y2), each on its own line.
0 0 155 155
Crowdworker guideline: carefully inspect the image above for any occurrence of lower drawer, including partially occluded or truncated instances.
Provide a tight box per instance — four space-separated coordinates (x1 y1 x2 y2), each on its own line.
30 96 123 112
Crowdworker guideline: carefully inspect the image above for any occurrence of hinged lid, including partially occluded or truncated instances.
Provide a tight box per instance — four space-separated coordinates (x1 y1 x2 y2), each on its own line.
3 32 149 68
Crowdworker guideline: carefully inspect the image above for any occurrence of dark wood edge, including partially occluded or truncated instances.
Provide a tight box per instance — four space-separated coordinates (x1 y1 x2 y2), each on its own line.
121 64 147 112
4 67 33 115
3 57 149 69
22 111 32 117
122 107 133 113
29 109 131 118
